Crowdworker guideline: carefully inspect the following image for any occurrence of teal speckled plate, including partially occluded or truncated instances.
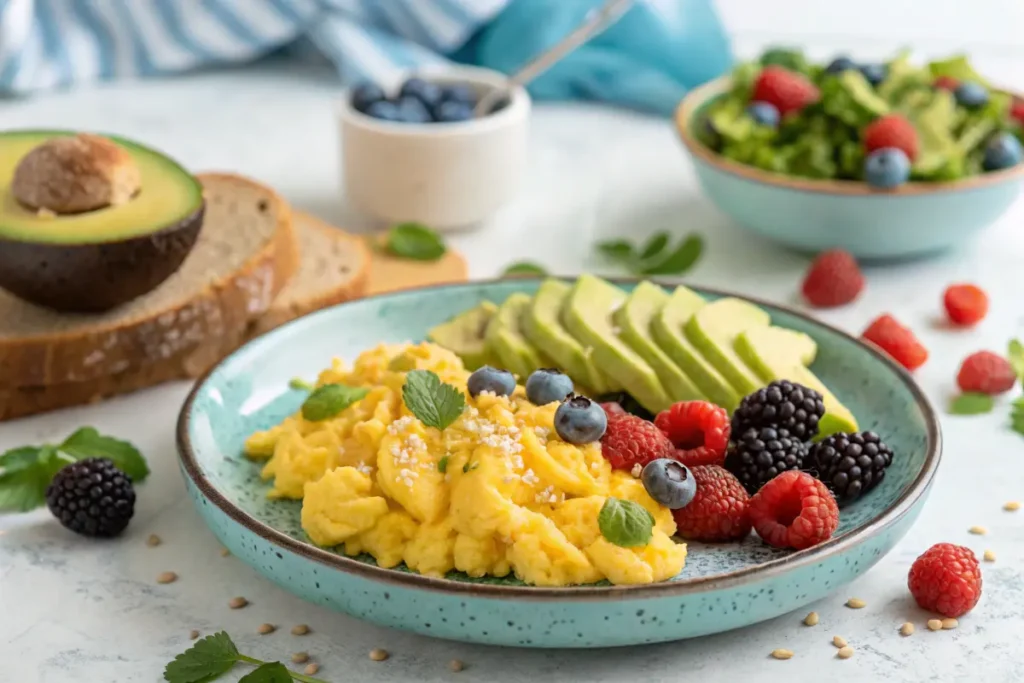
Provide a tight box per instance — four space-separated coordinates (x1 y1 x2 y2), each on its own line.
176 279 941 648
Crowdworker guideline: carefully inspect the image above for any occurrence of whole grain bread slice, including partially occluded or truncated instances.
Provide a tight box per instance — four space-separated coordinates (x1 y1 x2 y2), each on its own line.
0 211 371 421
0 172 297 387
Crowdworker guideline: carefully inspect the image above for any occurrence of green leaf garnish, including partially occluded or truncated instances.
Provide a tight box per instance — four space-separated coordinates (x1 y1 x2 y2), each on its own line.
164 631 240 683
60 427 150 482
949 392 996 416
640 235 704 275
1011 398 1024 437
598 497 654 548
402 370 466 431
596 233 704 276
596 239 634 261
501 262 548 277
301 384 369 422
289 378 315 392
437 455 449 474
238 662 293 683
385 222 446 261
462 461 479 473
639 232 670 260
1008 339 1024 382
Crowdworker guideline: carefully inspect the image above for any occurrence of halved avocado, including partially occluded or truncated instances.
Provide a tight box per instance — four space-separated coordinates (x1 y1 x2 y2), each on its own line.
0 130 204 312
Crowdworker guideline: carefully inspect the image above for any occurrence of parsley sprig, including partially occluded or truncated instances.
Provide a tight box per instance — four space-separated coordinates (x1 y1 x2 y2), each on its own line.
0 427 148 513
164 631 328 683
597 232 704 276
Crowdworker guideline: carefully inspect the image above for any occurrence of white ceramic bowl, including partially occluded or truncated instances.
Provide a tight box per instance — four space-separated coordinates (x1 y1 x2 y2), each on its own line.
338 65 531 231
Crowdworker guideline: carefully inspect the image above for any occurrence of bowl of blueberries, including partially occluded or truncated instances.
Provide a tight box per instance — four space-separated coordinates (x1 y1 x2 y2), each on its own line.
339 65 531 231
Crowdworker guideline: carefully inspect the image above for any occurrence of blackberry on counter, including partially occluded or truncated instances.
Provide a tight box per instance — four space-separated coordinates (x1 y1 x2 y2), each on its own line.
807 431 893 506
46 458 136 537
731 380 825 441
724 426 809 494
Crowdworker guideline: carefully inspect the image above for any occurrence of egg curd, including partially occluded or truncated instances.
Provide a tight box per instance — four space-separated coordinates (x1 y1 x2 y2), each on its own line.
244 342 687 586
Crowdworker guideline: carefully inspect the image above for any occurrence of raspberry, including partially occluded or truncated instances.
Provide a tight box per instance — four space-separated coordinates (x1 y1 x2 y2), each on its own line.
864 114 919 162
748 471 839 550
600 413 677 471
654 400 730 467
752 66 820 116
1012 99 1024 126
943 283 989 326
908 543 982 618
801 249 865 308
672 465 751 542
861 314 929 371
934 75 959 91
600 402 626 417
957 350 1017 395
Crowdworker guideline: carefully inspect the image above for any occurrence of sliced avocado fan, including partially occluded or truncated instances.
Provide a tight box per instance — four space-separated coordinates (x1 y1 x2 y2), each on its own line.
485 293 544 381
685 297 770 397
735 326 859 437
562 275 672 414
651 285 740 411
427 301 498 371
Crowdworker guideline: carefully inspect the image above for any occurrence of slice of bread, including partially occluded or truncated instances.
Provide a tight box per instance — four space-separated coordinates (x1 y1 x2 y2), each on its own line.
0 172 298 387
0 210 371 421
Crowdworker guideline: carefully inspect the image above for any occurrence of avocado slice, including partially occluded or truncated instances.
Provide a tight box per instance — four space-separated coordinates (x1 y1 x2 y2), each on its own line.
427 301 498 371
614 281 703 403
685 297 770 397
485 293 544 380
0 130 204 313
562 275 671 414
522 279 610 394
735 326 859 437
651 285 740 411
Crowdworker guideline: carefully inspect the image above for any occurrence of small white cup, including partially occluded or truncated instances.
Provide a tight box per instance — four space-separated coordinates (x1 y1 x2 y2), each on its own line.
338 65 531 232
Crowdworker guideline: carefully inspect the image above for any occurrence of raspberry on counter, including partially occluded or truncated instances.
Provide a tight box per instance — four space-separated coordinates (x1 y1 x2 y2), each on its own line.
908 543 983 618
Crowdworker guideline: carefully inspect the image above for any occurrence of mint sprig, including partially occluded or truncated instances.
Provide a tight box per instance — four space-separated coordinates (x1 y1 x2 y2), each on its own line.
301 384 369 422
164 631 327 683
1008 339 1024 382
949 392 995 416
402 370 466 431
501 261 548 277
598 497 654 547
1011 397 1024 437
596 232 704 276
0 428 148 513
385 222 446 261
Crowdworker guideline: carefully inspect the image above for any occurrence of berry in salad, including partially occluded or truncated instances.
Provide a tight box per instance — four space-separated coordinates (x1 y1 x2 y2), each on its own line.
982 132 1023 171
954 81 989 110
747 101 780 127
865 148 912 188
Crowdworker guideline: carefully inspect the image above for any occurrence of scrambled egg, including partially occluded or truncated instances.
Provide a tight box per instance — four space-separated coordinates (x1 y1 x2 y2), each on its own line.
245 342 687 586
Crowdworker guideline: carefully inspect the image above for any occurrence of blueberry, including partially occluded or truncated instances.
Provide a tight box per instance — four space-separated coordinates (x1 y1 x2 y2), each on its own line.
747 101 780 127
351 81 385 112
442 84 477 106
982 132 1024 171
434 100 474 123
864 147 911 189
467 366 516 398
955 81 989 109
554 395 607 444
365 100 401 121
858 63 887 87
525 368 574 406
641 459 697 510
399 77 444 109
825 56 856 74
395 95 432 123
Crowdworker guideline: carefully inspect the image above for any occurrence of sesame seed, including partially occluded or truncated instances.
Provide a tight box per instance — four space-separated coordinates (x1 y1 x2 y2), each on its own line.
291 652 309 664
941 618 958 630
803 612 819 626
837 646 854 659
370 648 389 662
984 549 996 562
968 525 988 535
291 624 310 635
1004 501 1021 511
927 619 943 631
630 464 642 478
156 571 178 584
832 636 847 648
304 663 320 676
228 597 249 609
771 648 793 660
845 598 866 609
449 659 465 672
900 622 915 636
146 534 162 547
189 630 200 640
258 623 276 635
220 548 231 557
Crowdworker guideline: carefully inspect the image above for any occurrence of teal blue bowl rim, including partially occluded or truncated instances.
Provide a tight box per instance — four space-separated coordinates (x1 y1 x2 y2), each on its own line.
175 277 942 601
675 76 1024 197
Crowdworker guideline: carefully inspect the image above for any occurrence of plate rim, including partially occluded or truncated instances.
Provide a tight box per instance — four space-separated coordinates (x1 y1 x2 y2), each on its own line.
176 277 942 602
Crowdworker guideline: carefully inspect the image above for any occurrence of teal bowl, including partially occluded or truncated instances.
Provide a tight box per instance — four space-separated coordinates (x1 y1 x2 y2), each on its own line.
176 279 940 648
676 78 1024 260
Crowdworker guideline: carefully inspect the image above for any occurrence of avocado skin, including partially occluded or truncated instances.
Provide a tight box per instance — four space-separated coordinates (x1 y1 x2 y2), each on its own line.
0 203 204 313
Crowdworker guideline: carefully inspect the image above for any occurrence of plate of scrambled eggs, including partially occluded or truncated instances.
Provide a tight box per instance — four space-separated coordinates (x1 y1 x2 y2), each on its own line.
177 279 939 648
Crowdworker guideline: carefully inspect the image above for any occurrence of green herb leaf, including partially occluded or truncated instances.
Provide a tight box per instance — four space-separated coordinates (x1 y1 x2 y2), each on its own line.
0 446 75 512
437 455 449 474
59 427 150 482
501 262 548 277
598 497 654 548
596 239 635 262
0 446 46 477
238 662 292 683
301 384 369 422
163 631 240 683
1008 339 1024 382
640 234 704 276
385 222 446 261
402 370 466 431
639 232 670 261
289 378 315 392
949 392 995 416
1011 397 1024 437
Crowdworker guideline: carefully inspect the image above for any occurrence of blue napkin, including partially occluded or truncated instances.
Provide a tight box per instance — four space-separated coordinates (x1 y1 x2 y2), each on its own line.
0 0 732 115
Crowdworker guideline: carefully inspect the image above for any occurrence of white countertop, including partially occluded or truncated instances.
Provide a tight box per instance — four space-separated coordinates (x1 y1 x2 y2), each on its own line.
3 60 1024 682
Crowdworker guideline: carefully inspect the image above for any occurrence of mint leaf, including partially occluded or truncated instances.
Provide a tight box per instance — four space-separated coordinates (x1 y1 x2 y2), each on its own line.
598 497 654 547
289 378 315 392
163 631 239 683
1011 398 1024 437
640 234 704 276
301 384 369 422
438 455 449 474
596 240 634 262
385 222 446 261
402 370 466 431
0 446 71 512
949 392 995 416
639 232 669 261
0 446 46 477
1008 339 1024 382
59 428 149 482
502 262 547 277
238 662 292 683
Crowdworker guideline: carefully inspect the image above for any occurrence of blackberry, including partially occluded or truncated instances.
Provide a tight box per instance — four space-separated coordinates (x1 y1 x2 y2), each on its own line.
46 458 136 537
732 380 825 441
807 431 893 506
724 426 808 494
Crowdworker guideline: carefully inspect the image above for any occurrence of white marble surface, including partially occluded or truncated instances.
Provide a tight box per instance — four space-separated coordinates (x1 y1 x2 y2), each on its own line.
3 59 1024 682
